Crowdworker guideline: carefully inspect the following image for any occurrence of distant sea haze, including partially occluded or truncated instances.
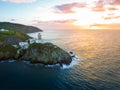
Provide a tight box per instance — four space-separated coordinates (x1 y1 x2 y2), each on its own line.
0 30 120 90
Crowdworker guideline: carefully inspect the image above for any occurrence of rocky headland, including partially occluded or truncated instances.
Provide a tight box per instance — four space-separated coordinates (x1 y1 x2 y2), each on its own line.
0 22 72 65
0 43 72 65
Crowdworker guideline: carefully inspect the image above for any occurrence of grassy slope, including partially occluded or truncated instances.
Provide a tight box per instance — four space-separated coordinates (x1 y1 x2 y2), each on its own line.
0 22 42 33
0 45 19 60
0 30 30 44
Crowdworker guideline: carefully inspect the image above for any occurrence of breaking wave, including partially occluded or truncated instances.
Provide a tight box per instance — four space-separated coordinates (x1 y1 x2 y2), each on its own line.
62 56 82 69
0 56 82 69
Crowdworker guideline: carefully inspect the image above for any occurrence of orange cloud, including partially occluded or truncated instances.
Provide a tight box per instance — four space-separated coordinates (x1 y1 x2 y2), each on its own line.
103 16 120 20
55 2 86 13
1 0 36 3
32 19 81 30
91 23 120 29
108 7 118 11
91 6 105 12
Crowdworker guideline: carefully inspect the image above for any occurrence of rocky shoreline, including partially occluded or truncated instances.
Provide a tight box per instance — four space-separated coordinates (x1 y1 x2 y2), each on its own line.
0 43 72 66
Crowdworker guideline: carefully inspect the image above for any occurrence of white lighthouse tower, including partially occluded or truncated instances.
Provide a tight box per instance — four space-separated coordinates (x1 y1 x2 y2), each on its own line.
38 33 41 40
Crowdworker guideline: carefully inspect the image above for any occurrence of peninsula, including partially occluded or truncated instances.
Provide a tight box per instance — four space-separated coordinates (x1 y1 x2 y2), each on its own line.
0 22 42 33
0 22 72 66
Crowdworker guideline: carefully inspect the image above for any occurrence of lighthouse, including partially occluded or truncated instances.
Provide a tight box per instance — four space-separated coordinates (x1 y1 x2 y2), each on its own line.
38 33 41 40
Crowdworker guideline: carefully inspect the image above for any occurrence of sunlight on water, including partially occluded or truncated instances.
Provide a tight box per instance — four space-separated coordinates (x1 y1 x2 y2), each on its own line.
0 30 120 90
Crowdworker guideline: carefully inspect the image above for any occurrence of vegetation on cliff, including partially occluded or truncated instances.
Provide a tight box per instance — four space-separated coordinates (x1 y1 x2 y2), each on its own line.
0 22 42 33
0 45 19 60
0 30 30 45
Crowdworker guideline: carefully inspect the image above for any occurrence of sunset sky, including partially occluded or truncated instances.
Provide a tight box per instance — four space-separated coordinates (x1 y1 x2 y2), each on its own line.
0 0 120 30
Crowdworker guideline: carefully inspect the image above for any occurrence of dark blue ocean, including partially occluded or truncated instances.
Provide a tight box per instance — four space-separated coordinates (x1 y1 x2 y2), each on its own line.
0 30 120 90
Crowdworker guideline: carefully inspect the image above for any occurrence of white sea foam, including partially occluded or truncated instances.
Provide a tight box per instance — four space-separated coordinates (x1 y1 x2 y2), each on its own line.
8 60 15 63
22 61 30 64
62 56 82 69
0 61 5 63
46 64 60 68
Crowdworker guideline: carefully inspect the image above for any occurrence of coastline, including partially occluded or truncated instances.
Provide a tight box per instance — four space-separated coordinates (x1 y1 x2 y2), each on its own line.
0 43 72 66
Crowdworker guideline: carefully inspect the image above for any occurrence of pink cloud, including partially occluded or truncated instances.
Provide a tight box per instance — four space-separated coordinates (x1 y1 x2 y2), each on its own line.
91 5 105 12
96 0 120 5
108 0 120 5
32 19 79 30
91 0 120 12
54 2 86 13
91 0 106 12
1 0 36 3
33 19 76 25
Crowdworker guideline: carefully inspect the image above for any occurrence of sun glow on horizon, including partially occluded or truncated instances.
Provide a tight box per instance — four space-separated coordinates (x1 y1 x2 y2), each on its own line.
89 26 102 30
71 7 106 29
0 0 120 30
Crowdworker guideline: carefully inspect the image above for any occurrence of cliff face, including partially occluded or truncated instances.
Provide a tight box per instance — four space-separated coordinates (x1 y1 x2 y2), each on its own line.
0 43 72 65
0 22 42 33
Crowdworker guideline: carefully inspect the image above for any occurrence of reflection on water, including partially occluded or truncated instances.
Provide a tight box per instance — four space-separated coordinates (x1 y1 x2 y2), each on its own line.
42 30 120 89
0 30 120 90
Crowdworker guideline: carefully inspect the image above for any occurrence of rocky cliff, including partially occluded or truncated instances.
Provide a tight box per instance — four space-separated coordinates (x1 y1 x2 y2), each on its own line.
21 43 72 65
0 43 72 65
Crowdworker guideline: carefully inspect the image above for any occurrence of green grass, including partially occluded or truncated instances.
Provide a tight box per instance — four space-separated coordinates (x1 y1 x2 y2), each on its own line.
0 22 42 33
0 30 30 44
0 45 18 52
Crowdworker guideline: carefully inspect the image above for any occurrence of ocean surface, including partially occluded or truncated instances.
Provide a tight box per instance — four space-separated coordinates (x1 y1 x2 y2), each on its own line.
0 30 120 90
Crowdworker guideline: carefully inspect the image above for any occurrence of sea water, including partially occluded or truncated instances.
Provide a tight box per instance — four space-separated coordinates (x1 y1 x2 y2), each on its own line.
0 30 120 90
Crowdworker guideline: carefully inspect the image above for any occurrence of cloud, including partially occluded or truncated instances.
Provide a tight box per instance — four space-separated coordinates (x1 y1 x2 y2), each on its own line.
32 19 80 30
95 0 120 5
91 0 106 12
1 0 36 3
91 0 120 12
91 5 105 12
91 23 120 29
108 0 120 5
108 7 118 11
33 19 76 25
10 19 16 21
102 15 120 20
54 2 86 13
